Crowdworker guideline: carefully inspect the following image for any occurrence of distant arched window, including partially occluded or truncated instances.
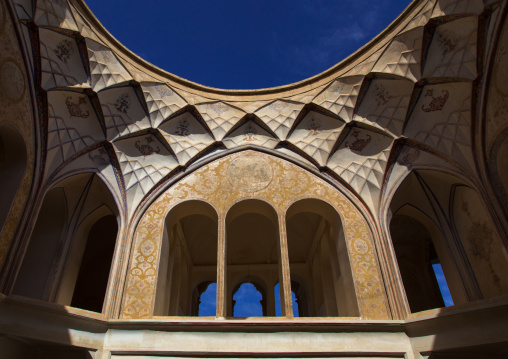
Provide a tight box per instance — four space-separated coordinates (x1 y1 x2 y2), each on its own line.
233 282 266 317
195 282 217 316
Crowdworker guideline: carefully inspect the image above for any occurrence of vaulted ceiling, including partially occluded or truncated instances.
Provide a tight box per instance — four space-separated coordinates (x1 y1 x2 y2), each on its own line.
8 0 506 219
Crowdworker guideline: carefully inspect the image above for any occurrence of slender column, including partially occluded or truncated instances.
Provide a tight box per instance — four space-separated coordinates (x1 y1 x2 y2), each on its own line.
319 231 338 316
168 231 182 316
278 213 293 318
267 276 276 316
216 213 227 318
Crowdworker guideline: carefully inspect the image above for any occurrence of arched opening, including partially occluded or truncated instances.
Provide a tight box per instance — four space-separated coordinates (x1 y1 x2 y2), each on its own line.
390 214 449 312
226 200 279 317
191 281 217 316
389 171 467 313
70 215 118 312
0 125 27 231
12 188 67 300
232 282 265 317
286 199 359 317
13 174 119 313
155 200 218 316
388 169 508 313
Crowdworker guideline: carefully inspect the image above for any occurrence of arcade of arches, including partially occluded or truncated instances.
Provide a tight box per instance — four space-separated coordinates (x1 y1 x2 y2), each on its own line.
1 0 508 357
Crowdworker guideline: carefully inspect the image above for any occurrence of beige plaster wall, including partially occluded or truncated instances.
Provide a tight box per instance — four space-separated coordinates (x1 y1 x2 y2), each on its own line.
120 150 389 320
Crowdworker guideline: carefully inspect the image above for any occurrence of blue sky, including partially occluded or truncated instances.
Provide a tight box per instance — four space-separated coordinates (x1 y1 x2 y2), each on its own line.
200 273 452 317
84 0 412 89
198 282 300 317
433 264 454 307
198 283 216 316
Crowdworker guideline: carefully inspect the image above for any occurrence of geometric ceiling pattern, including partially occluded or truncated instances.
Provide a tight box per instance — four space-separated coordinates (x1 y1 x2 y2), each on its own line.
12 0 501 216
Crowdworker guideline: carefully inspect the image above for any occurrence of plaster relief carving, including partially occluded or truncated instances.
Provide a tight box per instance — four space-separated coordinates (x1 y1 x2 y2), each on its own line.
115 93 131 114
135 135 161 157
242 123 258 142
53 39 74 63
88 148 109 167
114 135 178 208
158 112 215 165
86 39 132 91
373 27 423 81
422 16 478 80
156 84 173 98
306 118 321 136
102 50 118 64
345 130 371 153
44 90 104 176
141 83 186 128
255 100 304 140
436 29 458 56
397 147 420 167
353 78 413 136
66 96 89 118
405 82 473 169
174 118 189 136
227 155 273 192
452 186 508 297
35 0 78 30
269 101 287 111
40 28 88 89
210 102 229 115
223 121 278 149
0 60 25 102
422 89 449 112
287 111 346 166
373 84 396 109
312 76 363 122
197 102 244 140
327 128 393 212
121 151 389 320
468 220 493 261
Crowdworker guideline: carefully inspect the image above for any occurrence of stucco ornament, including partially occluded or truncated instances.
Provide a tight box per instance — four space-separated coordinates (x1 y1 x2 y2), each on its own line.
0 59 25 102
121 150 390 320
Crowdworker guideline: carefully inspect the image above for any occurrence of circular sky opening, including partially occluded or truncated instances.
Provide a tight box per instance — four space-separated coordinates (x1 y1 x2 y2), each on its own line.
84 0 412 90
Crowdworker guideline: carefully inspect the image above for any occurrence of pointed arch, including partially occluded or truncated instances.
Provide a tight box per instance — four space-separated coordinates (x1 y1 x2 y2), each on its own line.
13 173 120 313
286 198 359 317
154 200 219 316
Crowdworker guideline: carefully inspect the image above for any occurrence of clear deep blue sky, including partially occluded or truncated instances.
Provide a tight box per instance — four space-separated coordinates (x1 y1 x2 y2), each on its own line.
84 0 412 89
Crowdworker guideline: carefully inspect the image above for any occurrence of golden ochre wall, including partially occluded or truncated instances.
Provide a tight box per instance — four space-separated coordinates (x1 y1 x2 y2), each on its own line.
120 150 390 320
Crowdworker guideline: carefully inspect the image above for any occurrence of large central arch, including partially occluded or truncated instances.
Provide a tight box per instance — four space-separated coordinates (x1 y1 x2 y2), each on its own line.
120 150 389 319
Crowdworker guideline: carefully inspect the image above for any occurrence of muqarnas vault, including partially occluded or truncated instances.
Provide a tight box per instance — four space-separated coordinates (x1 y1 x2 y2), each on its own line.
0 0 508 358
